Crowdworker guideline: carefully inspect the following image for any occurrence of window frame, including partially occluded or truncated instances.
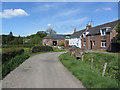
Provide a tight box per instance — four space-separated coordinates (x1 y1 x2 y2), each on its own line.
101 41 106 47
83 41 86 46
101 28 107 36
93 41 95 46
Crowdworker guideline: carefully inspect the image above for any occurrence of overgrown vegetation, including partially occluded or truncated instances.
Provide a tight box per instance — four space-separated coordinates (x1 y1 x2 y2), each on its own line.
116 23 120 44
59 53 118 88
2 48 24 64
32 46 53 53
2 31 47 45
2 44 35 48
2 53 30 79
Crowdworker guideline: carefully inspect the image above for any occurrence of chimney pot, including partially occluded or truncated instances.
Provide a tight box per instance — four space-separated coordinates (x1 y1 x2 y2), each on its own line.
74 28 76 32
86 23 92 30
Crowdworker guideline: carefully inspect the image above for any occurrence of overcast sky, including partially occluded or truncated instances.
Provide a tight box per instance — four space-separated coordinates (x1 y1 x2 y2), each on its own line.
1 2 118 36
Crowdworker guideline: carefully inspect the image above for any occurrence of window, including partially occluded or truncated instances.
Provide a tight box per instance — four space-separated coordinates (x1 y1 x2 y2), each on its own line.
101 28 107 36
93 41 95 46
83 41 86 46
101 41 106 47
91 34 95 37
83 32 86 38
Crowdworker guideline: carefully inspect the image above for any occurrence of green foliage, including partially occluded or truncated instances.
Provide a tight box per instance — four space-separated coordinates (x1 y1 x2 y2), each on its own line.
2 44 35 48
59 53 118 88
2 53 30 79
60 42 64 46
84 53 118 79
36 31 47 38
2 31 47 45
116 23 120 44
32 46 53 53
2 48 24 63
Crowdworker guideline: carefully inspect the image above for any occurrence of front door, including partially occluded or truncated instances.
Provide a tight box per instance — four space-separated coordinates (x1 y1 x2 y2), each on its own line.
90 41 92 49
53 41 57 46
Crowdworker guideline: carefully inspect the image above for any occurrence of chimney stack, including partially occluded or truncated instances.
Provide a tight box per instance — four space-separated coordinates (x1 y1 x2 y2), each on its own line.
74 28 76 32
86 23 92 30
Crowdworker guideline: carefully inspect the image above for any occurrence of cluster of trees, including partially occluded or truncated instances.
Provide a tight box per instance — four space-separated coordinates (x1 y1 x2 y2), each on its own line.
2 32 23 45
2 28 56 45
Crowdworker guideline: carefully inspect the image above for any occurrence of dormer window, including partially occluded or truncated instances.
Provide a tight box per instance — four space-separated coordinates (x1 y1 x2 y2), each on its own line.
100 28 107 36
83 32 86 38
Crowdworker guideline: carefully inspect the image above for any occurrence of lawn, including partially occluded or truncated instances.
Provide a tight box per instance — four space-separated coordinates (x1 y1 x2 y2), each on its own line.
59 53 119 88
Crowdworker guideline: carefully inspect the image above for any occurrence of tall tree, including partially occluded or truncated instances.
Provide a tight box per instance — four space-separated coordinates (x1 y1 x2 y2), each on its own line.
36 31 47 38
46 28 56 35
116 23 120 44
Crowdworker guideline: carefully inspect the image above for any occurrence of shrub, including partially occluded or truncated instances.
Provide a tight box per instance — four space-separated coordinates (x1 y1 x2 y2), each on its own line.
2 48 24 63
2 44 35 48
60 43 64 46
32 46 53 53
2 53 30 79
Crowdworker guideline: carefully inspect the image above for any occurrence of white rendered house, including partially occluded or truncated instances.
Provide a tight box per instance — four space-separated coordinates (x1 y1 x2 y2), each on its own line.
69 28 85 48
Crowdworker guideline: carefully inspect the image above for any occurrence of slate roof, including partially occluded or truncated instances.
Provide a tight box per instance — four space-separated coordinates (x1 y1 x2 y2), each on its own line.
70 19 120 38
44 34 65 39
70 29 86 38
88 19 120 35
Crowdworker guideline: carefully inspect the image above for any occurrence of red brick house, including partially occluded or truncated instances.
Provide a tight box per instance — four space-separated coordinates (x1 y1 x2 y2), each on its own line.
70 20 120 51
42 34 70 46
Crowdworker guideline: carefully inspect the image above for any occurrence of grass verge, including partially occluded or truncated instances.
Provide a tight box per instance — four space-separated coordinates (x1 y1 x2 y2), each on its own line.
59 53 118 88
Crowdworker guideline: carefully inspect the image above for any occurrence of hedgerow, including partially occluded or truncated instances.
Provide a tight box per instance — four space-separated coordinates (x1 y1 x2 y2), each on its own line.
2 48 24 64
2 53 30 79
32 46 53 53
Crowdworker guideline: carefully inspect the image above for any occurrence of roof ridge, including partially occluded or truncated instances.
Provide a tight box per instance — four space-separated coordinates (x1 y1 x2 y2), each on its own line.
89 19 119 30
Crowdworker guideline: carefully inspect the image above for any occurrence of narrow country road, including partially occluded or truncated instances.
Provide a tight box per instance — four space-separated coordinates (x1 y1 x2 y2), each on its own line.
2 52 85 88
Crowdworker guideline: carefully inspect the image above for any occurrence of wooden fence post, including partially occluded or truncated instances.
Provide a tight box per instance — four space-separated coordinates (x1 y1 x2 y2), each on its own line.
102 63 107 77
82 55 84 62
90 57 94 69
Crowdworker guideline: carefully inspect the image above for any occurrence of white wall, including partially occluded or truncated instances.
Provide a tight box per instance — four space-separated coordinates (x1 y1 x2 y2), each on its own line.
69 38 82 48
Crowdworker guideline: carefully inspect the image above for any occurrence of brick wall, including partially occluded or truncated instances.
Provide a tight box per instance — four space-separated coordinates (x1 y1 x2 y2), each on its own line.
42 39 65 46
81 33 111 50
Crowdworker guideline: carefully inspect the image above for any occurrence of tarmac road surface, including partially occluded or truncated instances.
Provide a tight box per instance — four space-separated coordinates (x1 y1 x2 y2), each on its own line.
2 52 85 88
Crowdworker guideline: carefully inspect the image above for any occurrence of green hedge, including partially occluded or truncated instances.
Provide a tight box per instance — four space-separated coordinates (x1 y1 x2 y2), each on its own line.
2 48 24 63
32 46 53 53
2 53 30 79
2 44 35 48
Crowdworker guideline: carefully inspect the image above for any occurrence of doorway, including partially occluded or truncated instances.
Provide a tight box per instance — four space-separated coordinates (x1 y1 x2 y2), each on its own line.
53 41 57 46
90 41 92 49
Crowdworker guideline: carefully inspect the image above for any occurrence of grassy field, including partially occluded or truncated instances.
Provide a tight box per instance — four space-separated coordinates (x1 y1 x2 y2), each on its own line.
59 53 119 88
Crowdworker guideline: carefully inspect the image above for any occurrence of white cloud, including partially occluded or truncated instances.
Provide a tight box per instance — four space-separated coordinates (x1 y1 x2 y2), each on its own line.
103 8 112 11
95 9 100 12
47 24 52 27
0 9 29 18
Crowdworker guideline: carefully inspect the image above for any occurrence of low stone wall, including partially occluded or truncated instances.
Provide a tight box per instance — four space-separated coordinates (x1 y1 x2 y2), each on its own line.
68 48 86 59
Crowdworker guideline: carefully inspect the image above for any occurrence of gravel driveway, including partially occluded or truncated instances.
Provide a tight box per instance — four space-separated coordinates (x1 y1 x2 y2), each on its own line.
2 52 85 88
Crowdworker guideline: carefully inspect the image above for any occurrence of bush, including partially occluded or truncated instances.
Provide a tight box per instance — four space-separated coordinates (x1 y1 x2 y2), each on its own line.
60 43 64 46
2 44 35 48
2 53 30 79
32 46 53 53
2 48 24 63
